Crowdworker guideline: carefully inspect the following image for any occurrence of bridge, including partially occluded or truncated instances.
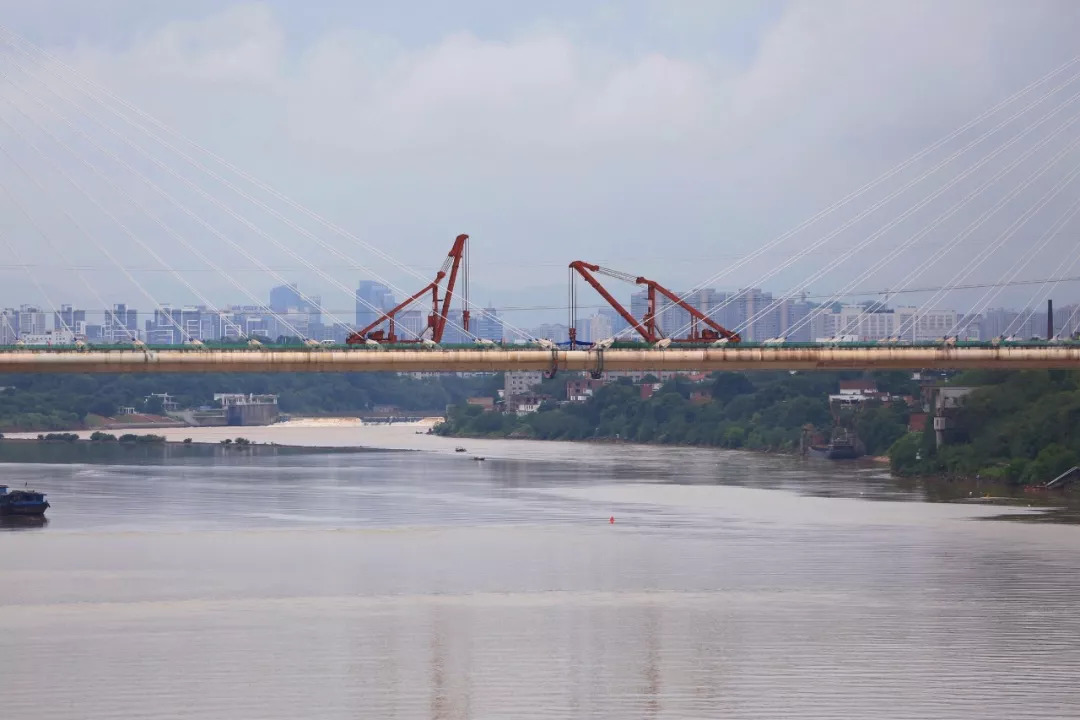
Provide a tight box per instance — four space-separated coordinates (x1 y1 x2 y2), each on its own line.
2 344 1080 374
2 31 1080 374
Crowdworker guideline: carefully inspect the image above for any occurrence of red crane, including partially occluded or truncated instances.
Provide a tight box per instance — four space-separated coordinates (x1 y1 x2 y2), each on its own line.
346 234 470 344
568 261 741 344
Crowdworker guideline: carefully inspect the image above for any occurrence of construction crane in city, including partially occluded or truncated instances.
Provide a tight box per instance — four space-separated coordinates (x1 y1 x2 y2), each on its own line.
567 261 741 345
346 234 470 344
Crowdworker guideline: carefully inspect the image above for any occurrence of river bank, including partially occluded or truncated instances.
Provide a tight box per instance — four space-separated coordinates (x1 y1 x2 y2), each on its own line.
2 421 1074 518
434 421 1080 518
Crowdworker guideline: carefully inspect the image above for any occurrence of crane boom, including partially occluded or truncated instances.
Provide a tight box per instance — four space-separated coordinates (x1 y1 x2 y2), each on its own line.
347 234 470 344
569 261 656 343
568 260 741 344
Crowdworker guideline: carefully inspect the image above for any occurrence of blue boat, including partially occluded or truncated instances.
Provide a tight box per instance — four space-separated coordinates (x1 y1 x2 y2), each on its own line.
0 485 50 516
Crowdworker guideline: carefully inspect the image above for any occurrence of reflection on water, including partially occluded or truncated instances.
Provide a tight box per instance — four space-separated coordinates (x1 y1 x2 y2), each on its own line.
0 514 48 531
2 429 1080 719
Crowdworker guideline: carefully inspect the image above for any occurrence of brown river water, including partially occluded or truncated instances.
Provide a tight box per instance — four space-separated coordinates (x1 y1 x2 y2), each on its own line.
2 422 1080 719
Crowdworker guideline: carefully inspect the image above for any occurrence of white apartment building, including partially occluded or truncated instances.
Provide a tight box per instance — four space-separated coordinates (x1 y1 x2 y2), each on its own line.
816 305 958 341
504 371 544 397
587 312 614 342
19 330 77 345
901 307 958 341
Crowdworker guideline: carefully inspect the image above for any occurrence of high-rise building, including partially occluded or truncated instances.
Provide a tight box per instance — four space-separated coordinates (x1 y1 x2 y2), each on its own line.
17 305 46 338
177 306 206 342
473 307 503 342
629 291 649 339
103 304 138 343
397 310 426 340
954 313 982 340
221 306 273 340
355 281 395 333
199 311 223 342
0 308 16 344
979 308 1021 340
270 283 321 339
586 312 614 343
55 304 86 333
269 284 303 314
732 289 781 341
441 310 469 344
656 292 692 338
780 299 813 342
626 288 741 340
1055 304 1080 338
305 295 322 337
599 308 628 337
145 305 187 345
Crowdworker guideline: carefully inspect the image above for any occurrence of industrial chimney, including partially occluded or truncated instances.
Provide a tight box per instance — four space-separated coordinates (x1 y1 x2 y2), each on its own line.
1048 299 1054 339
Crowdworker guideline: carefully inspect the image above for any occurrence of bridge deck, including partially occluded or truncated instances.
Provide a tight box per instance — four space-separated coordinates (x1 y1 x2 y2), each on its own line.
0 345 1079 373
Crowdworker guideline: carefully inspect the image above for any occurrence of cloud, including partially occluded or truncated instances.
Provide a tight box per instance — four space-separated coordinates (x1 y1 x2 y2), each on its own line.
123 3 285 85
2 0 1079 316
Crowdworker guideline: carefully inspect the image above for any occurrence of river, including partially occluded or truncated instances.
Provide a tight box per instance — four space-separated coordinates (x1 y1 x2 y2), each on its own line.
2 423 1080 719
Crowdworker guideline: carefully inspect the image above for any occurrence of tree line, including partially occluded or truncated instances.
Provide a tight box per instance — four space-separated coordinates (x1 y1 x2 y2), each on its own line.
437 371 916 456
0 372 500 431
888 370 1080 485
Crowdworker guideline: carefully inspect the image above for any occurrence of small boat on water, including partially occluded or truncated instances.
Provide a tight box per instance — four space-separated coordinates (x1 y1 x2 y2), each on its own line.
455 447 467 453
0 485 50 516
473 456 486 462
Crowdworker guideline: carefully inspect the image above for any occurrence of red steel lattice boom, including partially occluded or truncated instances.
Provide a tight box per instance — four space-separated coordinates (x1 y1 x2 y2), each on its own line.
347 234 470 344
568 260 741 345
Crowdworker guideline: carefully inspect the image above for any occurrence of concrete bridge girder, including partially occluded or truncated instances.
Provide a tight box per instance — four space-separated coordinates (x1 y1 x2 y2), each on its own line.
0 347 1079 373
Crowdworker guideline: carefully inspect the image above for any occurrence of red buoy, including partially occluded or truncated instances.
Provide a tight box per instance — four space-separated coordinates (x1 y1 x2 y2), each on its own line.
609 516 615 524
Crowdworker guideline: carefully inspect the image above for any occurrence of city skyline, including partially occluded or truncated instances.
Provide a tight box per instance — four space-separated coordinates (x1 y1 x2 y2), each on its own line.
3 278 1077 345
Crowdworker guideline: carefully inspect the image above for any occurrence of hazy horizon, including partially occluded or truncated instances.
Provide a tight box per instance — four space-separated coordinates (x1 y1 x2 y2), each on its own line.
1 1 1080 327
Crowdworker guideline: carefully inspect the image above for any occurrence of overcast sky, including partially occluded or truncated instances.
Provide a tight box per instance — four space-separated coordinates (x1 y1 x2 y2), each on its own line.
1 0 1080 324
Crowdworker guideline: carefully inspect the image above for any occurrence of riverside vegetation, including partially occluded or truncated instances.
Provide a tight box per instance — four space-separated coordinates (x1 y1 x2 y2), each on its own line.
5 368 1075 487
889 370 1080 485
436 371 915 457
0 372 500 431
438 369 1080 487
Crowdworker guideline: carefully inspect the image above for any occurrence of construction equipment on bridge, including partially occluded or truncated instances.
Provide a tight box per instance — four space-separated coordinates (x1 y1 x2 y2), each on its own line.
346 234 470 345
567 261 741 345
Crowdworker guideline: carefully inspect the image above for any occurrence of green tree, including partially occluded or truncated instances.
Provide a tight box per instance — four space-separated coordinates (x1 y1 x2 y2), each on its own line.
1022 443 1079 485
888 432 922 475
855 402 909 455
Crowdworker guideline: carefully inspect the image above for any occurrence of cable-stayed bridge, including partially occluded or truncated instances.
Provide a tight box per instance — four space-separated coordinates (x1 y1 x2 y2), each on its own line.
3 29 1080 373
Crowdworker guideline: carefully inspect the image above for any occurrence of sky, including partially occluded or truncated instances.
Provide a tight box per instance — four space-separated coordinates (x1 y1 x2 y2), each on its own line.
1 0 1080 327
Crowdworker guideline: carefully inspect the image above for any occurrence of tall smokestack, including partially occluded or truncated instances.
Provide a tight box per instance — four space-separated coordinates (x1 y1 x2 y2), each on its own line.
1048 299 1054 339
